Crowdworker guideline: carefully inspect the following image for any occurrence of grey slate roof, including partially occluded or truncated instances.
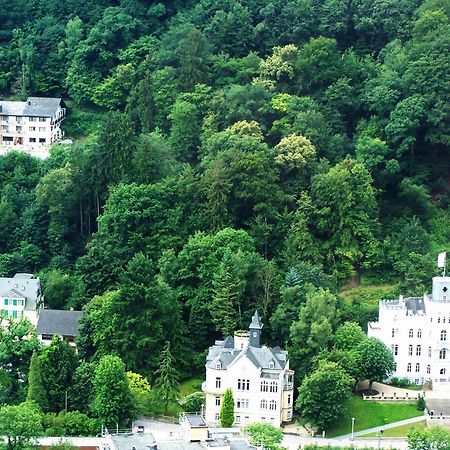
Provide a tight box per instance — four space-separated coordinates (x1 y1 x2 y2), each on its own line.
0 97 62 117
206 337 288 370
0 273 42 311
405 297 426 315
36 309 83 337
23 97 62 117
0 101 26 116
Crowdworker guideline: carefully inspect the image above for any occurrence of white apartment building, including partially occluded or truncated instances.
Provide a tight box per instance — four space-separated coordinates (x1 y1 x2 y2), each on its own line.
0 273 44 326
203 311 294 427
368 276 450 391
0 97 66 158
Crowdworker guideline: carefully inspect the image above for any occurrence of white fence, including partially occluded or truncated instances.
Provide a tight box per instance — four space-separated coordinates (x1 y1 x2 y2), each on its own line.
363 391 425 401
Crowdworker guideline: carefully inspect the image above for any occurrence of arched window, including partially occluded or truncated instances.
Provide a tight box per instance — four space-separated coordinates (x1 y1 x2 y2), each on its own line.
391 328 395 338
269 381 278 393
428 347 432 357
260 399 267 410
439 349 446 360
416 345 421 356
408 345 413 356
260 381 268 392
415 363 420 373
268 360 274 369
417 329 422 338
407 363 412 372
427 365 431 374
440 368 446 375
441 330 447 341
269 400 277 410
216 361 222 370
409 329 414 338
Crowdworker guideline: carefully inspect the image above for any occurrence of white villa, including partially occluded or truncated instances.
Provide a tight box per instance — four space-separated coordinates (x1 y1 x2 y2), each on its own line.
0 97 66 158
203 310 294 427
0 273 83 346
0 273 44 326
369 276 450 390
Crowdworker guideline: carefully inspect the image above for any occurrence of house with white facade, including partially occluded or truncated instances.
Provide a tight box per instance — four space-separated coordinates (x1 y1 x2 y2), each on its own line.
203 311 294 427
0 97 66 158
0 273 44 326
368 276 450 390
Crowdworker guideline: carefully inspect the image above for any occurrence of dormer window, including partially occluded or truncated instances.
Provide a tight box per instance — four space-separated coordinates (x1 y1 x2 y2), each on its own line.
268 360 274 369
216 361 222 370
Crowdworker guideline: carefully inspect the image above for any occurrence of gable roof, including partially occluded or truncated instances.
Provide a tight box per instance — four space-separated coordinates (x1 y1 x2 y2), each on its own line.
23 97 62 117
0 97 62 117
36 309 83 337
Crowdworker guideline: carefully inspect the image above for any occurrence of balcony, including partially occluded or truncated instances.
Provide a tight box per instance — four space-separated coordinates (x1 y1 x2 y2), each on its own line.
284 382 294 391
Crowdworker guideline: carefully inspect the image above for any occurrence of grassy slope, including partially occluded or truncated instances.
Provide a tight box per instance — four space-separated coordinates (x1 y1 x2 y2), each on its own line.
145 377 204 417
327 396 423 437
362 420 426 437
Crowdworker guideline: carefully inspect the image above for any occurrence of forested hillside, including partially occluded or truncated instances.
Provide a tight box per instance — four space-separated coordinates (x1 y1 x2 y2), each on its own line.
0 0 449 394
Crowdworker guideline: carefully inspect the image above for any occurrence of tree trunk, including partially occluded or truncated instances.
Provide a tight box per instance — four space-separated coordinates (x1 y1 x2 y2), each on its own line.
79 200 83 236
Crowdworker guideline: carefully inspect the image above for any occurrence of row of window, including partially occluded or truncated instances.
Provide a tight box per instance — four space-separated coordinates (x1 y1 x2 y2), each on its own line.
4 298 24 307
0 309 23 318
213 414 279 424
215 377 280 393
1 116 48 123
215 396 278 411
237 378 250 390
2 136 46 144
393 345 448 359
261 381 278 393
1 126 48 132
406 363 447 375
392 328 448 341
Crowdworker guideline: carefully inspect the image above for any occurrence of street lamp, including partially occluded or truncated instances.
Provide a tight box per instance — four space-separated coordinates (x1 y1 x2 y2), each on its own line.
351 417 355 441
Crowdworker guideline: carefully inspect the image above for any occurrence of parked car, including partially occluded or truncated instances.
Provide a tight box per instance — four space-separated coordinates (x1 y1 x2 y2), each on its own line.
137 425 145 434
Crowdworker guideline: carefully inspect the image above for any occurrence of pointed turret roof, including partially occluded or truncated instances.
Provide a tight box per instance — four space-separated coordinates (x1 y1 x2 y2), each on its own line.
249 309 263 330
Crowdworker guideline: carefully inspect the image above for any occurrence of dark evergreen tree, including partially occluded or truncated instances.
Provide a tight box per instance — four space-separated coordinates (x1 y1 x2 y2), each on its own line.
154 341 180 414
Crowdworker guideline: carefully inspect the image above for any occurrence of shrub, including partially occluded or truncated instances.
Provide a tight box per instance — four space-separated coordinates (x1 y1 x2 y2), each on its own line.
416 396 426 411
182 392 205 413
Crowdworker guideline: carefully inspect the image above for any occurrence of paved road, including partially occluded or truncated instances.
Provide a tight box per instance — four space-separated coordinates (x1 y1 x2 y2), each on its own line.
335 415 425 439
282 434 408 449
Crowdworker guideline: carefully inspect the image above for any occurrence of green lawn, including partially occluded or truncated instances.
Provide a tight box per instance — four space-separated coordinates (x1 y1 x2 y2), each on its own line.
179 377 204 398
362 420 426 437
327 396 423 437
143 377 204 418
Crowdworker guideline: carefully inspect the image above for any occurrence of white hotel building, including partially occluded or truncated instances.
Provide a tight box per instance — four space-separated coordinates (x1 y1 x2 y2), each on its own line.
0 97 66 158
203 311 294 427
368 276 450 390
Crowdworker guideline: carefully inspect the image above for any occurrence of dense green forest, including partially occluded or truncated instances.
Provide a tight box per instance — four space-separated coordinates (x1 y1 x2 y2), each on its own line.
0 0 449 430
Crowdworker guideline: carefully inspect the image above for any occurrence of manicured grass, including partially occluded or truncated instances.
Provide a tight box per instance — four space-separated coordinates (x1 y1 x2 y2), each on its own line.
179 377 204 398
327 396 423 437
362 420 426 437
143 377 204 418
